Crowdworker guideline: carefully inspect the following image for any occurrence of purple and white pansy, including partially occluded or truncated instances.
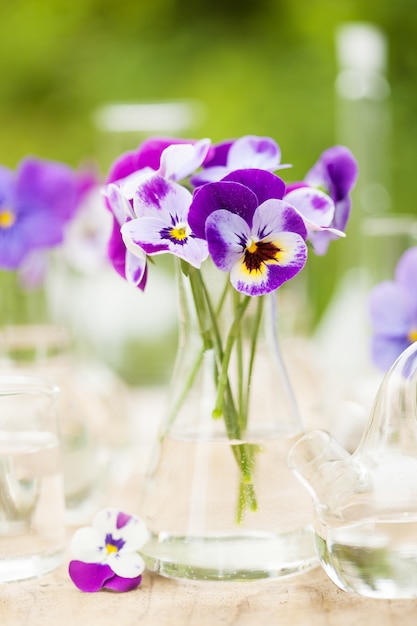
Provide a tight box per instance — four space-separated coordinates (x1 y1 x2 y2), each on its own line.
122 175 208 268
104 138 211 287
188 169 307 295
285 145 358 255
69 508 149 593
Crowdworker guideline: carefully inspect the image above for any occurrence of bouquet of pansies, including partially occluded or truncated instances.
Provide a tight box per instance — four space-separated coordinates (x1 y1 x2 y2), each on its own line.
103 134 358 517
104 135 357 293
67 135 357 592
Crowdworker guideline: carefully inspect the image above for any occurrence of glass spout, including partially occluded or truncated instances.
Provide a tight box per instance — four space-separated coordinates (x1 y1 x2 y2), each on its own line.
288 430 364 510
355 340 417 459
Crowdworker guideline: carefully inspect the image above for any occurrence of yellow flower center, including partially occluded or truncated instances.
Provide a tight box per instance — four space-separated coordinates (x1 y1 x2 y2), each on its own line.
169 226 188 241
106 543 118 555
408 328 417 343
246 239 258 254
0 208 16 229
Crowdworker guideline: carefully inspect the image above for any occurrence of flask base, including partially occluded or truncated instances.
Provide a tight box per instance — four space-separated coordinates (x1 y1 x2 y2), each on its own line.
142 528 318 581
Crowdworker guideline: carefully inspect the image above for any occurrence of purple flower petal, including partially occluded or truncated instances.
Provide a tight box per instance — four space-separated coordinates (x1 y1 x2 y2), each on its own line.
305 145 358 202
191 135 286 186
69 561 142 593
69 561 115 592
223 169 286 205
395 246 417 294
16 157 80 223
134 175 172 213
103 573 142 592
188 181 258 239
371 335 411 373
116 511 132 529
106 137 191 183
369 281 415 336
206 210 250 271
0 157 92 270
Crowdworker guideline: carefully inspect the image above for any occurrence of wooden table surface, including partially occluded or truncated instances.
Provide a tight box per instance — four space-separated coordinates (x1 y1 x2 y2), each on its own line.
2 385 417 626
2 555 417 626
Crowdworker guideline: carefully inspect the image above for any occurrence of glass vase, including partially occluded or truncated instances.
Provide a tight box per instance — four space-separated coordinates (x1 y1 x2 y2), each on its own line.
139 260 317 581
0 270 128 524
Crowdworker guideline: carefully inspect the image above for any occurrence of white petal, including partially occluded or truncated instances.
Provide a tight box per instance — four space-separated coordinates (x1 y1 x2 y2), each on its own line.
70 527 106 563
119 516 150 551
125 249 147 287
285 188 335 229
228 135 281 171
104 184 134 223
108 551 146 578
159 139 211 182
119 168 155 201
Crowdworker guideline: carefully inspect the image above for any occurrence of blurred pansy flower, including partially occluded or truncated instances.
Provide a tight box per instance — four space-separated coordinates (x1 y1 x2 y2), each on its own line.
0 156 94 271
104 137 210 290
69 508 148 593
369 247 417 371
191 134 289 186
188 169 307 296
286 145 358 255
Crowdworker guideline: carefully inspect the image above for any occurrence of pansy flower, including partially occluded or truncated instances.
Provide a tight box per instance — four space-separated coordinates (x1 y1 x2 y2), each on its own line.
188 169 307 296
369 247 417 371
69 508 148 593
285 145 358 255
0 157 94 271
191 135 290 186
121 176 208 268
105 138 211 288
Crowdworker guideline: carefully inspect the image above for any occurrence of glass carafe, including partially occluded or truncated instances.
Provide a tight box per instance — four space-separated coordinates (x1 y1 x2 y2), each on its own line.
289 340 417 598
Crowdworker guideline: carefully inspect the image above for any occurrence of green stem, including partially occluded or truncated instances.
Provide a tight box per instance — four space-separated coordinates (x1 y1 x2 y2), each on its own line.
212 295 251 420
242 295 264 431
170 262 259 520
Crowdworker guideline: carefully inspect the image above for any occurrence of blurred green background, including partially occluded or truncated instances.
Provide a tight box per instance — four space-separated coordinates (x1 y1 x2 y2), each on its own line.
1 0 416 383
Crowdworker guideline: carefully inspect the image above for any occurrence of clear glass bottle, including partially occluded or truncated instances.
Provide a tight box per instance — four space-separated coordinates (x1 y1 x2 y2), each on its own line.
139 260 317 581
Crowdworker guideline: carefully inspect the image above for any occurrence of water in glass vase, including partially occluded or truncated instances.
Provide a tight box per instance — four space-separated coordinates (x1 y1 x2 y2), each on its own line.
141 432 316 581
317 517 417 599
0 431 65 582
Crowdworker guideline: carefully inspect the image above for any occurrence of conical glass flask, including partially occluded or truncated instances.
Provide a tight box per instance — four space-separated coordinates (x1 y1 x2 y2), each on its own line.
139 260 317 581
289 340 417 599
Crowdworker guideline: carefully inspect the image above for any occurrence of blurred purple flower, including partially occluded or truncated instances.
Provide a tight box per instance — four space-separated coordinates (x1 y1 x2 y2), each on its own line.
369 247 417 371
0 157 94 271
286 145 358 255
